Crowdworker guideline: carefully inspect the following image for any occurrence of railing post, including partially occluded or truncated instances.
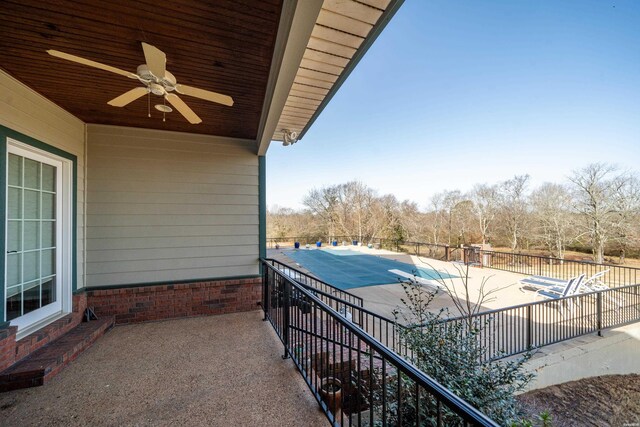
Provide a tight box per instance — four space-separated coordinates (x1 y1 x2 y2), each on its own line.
538 257 542 276
262 264 269 321
526 304 533 349
282 279 291 359
597 292 603 337
445 245 450 262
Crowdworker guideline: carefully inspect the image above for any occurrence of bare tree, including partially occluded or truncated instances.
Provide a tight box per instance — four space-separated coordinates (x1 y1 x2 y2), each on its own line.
498 175 530 251
427 192 446 244
266 205 292 239
569 163 638 263
608 175 640 263
303 186 340 239
440 190 464 246
470 184 499 245
397 200 426 241
273 168 639 261
453 199 476 245
344 181 376 242
375 194 404 241
303 181 384 242
530 183 575 259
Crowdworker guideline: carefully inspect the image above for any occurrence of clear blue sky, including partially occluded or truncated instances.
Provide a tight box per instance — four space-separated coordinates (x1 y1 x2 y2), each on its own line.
266 0 640 210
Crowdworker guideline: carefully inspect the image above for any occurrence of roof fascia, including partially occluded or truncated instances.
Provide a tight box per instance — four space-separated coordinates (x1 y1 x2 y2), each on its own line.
255 0 323 155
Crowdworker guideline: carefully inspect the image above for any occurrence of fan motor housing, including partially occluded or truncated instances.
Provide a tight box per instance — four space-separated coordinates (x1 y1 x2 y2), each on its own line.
136 64 154 81
149 83 165 96
162 71 177 87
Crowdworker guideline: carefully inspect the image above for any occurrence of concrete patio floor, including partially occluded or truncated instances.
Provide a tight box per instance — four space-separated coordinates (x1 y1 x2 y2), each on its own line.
0 311 327 427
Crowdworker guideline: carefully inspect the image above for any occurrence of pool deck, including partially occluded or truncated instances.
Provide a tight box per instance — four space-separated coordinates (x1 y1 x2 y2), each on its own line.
269 245 544 320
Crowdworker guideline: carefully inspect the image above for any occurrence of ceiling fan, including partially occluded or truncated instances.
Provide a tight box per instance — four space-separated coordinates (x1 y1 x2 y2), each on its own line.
47 42 233 124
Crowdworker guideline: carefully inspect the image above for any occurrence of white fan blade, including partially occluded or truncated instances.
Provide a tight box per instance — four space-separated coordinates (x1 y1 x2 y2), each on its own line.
141 42 166 80
165 94 202 124
175 84 234 106
47 50 136 78
107 87 149 107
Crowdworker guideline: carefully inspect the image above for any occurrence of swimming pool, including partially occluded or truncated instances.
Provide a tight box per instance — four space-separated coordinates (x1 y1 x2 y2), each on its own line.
284 248 456 290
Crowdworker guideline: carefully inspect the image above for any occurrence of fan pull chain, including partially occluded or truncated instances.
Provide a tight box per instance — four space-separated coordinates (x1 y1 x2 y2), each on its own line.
147 91 151 118
163 96 166 122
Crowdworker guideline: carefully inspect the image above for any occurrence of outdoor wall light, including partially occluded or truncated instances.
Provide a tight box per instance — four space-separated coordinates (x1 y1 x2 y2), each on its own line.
281 129 298 146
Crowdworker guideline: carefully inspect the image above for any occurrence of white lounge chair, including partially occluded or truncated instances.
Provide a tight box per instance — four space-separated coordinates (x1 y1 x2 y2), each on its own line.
520 274 586 301
582 269 625 308
582 270 609 291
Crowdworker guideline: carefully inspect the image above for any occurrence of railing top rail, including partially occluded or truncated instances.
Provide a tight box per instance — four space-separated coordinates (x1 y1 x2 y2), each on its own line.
262 261 498 426
479 248 640 270
398 240 450 248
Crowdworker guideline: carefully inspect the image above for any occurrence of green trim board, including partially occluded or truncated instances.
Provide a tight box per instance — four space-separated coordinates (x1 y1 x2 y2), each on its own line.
0 124 78 325
81 274 262 292
258 155 267 273
297 0 406 140
0 134 4 325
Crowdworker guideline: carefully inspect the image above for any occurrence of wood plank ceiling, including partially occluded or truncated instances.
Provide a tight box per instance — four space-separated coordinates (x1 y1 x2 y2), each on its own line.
272 0 392 141
0 0 282 140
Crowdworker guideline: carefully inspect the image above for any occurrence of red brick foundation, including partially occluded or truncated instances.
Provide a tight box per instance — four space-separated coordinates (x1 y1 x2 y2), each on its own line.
0 293 87 372
85 277 262 324
0 327 18 372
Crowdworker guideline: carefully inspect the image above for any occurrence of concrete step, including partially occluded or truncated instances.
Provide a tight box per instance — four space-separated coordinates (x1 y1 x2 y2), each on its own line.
0 317 114 392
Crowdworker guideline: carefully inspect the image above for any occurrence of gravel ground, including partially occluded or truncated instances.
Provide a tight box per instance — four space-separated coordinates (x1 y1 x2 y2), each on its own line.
0 311 327 426
517 374 640 426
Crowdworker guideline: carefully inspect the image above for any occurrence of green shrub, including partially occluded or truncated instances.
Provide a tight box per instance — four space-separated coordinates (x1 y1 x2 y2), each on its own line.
390 281 534 425
353 259 542 426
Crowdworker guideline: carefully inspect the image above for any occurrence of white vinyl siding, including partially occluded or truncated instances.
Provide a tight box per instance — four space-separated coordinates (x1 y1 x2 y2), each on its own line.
85 125 259 287
0 70 86 289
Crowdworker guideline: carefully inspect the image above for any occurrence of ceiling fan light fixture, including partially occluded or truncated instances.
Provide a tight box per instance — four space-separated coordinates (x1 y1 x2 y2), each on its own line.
155 104 172 113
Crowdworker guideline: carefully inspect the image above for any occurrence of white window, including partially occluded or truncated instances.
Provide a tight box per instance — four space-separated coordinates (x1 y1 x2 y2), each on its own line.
5 139 73 337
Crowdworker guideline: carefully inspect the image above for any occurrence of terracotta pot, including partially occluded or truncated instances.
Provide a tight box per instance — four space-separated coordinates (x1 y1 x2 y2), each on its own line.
319 377 343 417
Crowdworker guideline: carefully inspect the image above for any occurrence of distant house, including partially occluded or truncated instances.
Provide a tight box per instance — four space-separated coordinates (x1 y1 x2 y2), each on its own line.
0 0 403 372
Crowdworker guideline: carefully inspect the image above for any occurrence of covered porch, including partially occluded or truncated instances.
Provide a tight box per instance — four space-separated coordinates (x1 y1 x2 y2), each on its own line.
0 311 327 426
0 1 411 424
0 0 402 390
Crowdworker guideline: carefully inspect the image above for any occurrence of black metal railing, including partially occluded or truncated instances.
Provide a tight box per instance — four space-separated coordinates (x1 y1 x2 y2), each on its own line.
476 249 638 288
375 239 640 289
263 258 415 358
264 258 364 307
298 271 640 363
267 255 640 363
262 260 498 427
423 283 640 362
285 263 640 363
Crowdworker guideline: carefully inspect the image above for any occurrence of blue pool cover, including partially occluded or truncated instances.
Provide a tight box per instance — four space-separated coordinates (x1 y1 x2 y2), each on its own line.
284 248 456 290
